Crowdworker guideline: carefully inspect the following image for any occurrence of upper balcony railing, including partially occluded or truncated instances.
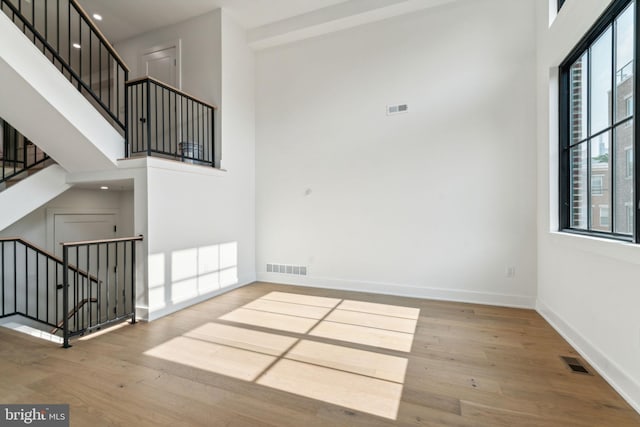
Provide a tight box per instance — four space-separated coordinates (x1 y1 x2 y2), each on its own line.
1 118 49 185
0 0 129 132
126 77 217 167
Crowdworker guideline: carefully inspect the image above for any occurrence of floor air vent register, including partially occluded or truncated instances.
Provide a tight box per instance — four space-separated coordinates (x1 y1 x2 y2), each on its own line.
560 356 591 375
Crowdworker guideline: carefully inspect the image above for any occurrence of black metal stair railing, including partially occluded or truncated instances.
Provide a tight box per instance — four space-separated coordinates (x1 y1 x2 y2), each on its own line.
0 237 99 332
127 77 217 167
0 0 129 132
1 118 49 186
61 235 143 348
0 236 143 347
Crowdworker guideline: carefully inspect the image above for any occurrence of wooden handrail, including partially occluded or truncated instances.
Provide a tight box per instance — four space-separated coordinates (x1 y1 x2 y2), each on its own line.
61 235 144 247
0 237 101 284
126 76 218 110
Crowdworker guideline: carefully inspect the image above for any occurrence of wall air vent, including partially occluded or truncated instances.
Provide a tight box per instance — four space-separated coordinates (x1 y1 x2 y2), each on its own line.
267 264 307 276
387 104 409 116
560 356 591 375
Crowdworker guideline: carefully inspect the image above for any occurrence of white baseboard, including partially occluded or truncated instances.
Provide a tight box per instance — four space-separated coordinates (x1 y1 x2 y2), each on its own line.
537 298 640 414
256 273 536 309
139 280 253 322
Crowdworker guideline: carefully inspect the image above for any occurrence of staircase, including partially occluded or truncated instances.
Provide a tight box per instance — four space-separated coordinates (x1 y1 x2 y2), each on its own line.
0 0 217 345
0 118 70 232
0 236 143 347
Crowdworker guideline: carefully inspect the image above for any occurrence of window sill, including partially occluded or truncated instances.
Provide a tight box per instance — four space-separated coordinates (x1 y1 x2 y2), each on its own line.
548 230 640 265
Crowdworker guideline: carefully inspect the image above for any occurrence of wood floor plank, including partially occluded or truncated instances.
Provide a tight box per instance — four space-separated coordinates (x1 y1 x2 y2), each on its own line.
0 281 638 427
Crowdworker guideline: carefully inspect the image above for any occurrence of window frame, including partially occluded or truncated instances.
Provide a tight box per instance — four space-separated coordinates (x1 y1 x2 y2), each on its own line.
558 0 566 12
559 0 638 242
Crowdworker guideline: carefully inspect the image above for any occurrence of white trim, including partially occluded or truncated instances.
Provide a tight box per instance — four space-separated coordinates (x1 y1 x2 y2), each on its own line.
143 279 253 322
138 39 182 89
256 273 536 309
45 208 120 254
536 298 640 414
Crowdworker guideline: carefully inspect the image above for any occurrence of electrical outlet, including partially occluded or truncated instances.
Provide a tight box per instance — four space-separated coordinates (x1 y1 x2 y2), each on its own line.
505 267 515 278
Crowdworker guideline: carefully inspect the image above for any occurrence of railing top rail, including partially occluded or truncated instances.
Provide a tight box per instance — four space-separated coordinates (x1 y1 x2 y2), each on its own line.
126 76 218 110
69 0 130 73
0 237 101 282
61 235 144 247
0 237 60 260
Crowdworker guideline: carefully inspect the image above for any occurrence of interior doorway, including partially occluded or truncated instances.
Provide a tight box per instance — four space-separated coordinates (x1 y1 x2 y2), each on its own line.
139 42 180 88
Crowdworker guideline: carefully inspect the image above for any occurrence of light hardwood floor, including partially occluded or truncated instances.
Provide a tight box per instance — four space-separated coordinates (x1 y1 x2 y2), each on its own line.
0 282 639 426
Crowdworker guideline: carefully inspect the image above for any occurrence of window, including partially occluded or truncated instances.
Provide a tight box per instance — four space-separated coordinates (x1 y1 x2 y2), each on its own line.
560 0 636 240
592 175 604 196
599 205 610 227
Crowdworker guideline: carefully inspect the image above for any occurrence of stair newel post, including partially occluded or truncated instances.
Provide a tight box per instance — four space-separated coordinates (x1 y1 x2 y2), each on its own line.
62 245 71 348
146 80 152 158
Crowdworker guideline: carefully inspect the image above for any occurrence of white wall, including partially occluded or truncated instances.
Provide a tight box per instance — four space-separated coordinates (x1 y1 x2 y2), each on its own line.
255 0 538 307
536 0 640 412
116 12 256 320
0 187 134 252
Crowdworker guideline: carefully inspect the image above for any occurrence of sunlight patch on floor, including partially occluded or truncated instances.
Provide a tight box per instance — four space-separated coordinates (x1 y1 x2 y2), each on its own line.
219 307 319 334
309 320 415 352
184 323 298 356
145 291 420 420
286 340 408 383
258 359 404 420
145 336 276 381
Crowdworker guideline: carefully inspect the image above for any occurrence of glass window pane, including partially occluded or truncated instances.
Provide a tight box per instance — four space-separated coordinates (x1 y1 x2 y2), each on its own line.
615 3 635 122
570 143 588 229
614 121 634 234
591 132 611 232
590 27 612 134
570 54 588 144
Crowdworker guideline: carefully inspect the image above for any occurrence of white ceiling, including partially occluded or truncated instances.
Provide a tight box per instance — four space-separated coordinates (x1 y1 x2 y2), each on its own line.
77 0 349 43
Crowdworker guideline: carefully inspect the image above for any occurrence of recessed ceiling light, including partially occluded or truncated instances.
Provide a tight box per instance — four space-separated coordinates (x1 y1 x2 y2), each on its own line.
93 13 102 21
100 186 109 190
73 43 81 49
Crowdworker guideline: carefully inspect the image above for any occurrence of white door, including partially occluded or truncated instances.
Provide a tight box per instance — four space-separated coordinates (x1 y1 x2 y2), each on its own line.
140 46 177 87
139 45 179 155
53 214 117 257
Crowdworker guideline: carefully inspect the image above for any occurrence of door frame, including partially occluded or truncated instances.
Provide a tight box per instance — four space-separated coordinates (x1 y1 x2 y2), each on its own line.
137 39 182 90
46 208 120 255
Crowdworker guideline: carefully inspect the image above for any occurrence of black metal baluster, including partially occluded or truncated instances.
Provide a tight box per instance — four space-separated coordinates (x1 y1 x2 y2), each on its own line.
74 246 78 332
86 244 90 329
62 245 70 348
154 83 159 154
89 31 92 91
162 86 166 154
174 91 178 157
13 241 16 314
46 255 49 324
131 240 136 323
24 244 27 316
97 243 101 324
114 242 119 317
123 242 127 314
212 109 216 167
1 242 4 317
78 13 81 90
106 243 110 321
146 82 152 157
36 252 39 320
